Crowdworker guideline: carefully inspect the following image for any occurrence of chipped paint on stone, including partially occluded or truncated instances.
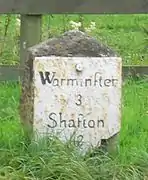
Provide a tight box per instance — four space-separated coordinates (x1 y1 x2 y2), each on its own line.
33 56 122 151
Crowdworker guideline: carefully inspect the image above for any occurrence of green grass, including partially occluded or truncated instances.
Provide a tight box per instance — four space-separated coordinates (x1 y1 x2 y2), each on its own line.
0 14 147 65
0 80 148 179
0 13 148 179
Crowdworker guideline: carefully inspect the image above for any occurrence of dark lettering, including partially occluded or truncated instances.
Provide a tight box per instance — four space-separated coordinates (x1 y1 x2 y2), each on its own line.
39 71 55 85
94 72 99 86
53 79 59 86
47 112 57 128
99 76 103 87
85 79 92 86
67 79 78 86
83 119 87 128
74 135 84 147
104 79 112 87
39 71 118 87
68 119 76 128
59 112 66 127
47 112 105 129
88 120 95 128
79 79 83 87
76 94 82 106
97 119 104 128
112 79 118 87
94 72 102 87
77 114 83 127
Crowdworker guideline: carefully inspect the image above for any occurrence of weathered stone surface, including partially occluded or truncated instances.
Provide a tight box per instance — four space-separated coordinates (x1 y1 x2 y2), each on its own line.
33 56 121 152
27 30 118 58
19 30 120 144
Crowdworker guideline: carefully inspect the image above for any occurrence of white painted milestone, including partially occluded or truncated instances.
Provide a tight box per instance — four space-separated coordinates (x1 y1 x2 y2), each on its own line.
33 56 122 150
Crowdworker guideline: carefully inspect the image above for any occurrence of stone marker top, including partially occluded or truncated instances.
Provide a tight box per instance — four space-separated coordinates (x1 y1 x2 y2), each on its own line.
28 30 118 58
